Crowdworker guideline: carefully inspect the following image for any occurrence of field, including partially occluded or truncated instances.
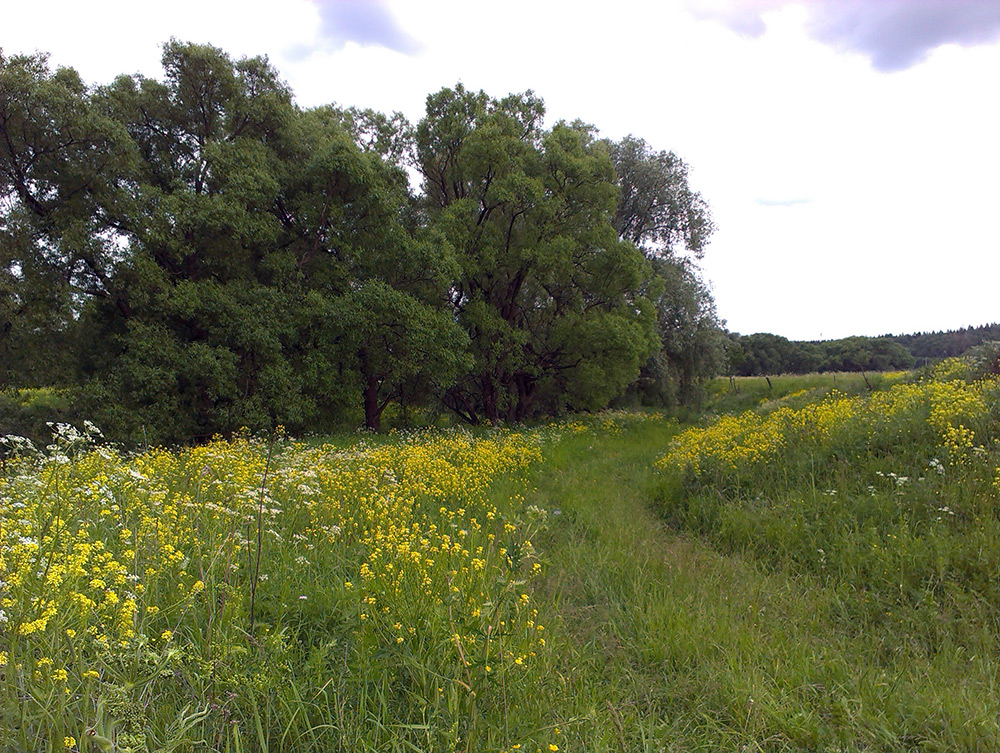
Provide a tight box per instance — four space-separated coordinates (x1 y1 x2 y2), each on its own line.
3 360 1000 751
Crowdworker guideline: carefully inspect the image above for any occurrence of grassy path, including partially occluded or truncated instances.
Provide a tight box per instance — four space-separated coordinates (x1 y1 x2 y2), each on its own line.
520 418 755 752
516 416 999 752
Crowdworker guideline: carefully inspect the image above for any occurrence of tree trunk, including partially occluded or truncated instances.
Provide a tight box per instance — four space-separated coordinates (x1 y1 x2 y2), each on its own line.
363 372 381 432
442 387 480 425
511 372 536 423
359 348 382 431
481 372 499 424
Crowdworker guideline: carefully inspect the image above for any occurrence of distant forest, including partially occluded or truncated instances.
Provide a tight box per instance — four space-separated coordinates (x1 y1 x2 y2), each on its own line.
727 323 1000 377
888 323 1000 360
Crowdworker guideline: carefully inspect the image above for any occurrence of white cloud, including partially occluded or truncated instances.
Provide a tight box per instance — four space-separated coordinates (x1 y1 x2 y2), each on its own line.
2 0 998 340
683 0 1000 72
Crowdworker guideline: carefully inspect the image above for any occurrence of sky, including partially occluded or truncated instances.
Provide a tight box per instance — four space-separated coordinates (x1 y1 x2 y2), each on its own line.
3 0 999 340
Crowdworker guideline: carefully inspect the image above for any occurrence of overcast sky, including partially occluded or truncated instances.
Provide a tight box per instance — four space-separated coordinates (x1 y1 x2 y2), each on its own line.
4 0 999 340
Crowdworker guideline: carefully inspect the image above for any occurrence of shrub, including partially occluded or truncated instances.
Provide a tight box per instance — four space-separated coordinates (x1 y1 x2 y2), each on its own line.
0 387 77 448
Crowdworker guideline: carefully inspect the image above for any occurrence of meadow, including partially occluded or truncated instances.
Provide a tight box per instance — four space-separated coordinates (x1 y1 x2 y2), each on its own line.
3 358 1000 751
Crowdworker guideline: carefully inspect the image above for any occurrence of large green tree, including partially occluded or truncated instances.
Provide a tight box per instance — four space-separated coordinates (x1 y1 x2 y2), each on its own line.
275 103 466 430
629 257 726 405
72 42 314 441
606 135 723 404
0 50 133 386
332 281 468 431
1 45 725 441
415 85 657 423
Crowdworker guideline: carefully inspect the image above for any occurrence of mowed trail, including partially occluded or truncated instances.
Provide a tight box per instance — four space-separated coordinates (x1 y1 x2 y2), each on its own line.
516 420 761 751
516 419 946 752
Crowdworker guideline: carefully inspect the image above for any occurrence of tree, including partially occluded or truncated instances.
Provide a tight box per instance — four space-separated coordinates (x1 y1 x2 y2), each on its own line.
605 135 723 404
740 333 797 375
820 336 913 373
415 85 657 423
3 45 728 440
606 135 715 259
0 223 78 386
333 281 469 431
0 50 135 386
724 334 747 378
68 41 317 442
275 103 466 431
629 257 725 405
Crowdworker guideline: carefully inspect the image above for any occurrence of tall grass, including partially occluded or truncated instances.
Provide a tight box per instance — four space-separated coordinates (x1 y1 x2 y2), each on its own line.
644 361 1000 749
1 425 560 751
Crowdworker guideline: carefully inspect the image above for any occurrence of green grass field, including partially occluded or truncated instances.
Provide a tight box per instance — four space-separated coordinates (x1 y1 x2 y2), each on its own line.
3 360 1000 751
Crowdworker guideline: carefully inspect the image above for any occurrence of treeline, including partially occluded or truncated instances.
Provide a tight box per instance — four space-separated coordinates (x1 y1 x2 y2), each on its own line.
726 333 915 376
726 324 1000 377
0 42 724 444
888 323 1000 360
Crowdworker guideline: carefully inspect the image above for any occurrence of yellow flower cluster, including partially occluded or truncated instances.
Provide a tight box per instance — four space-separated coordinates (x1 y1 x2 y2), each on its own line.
0 426 551 731
658 374 997 478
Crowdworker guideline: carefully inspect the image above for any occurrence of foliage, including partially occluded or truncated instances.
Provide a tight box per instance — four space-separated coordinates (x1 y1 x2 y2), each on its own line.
331 281 470 431
624 257 726 407
890 322 1000 361
727 326 1000 379
0 49 131 388
415 85 658 423
731 332 915 376
605 135 723 407
0 388 77 449
1 44 721 439
606 134 715 259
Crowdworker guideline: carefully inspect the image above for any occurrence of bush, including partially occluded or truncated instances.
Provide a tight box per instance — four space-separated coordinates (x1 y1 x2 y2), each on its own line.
0 387 77 447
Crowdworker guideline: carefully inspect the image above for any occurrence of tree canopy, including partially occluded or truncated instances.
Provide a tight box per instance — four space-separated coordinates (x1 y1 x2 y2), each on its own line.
1 43 724 443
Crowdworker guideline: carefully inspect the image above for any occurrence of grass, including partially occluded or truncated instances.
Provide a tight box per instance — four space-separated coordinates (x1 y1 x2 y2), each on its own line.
518 398 1000 751
3 360 1000 751
702 371 905 416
